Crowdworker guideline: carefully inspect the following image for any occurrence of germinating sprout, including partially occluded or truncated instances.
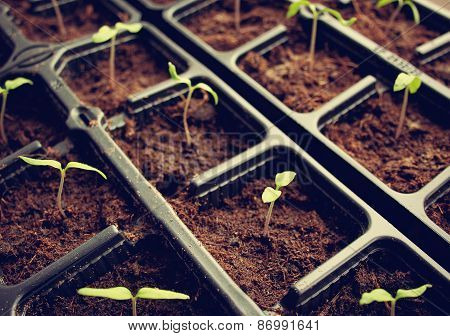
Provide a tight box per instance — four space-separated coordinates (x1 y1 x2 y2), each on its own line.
261 171 296 236
168 62 219 146
377 0 420 29
287 1 356 70
360 284 432 316
78 286 190 316
19 156 107 218
0 77 33 144
92 22 143 88
393 72 422 139
51 0 66 36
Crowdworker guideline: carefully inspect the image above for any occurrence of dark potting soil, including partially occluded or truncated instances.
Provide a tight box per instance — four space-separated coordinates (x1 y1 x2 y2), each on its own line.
426 192 450 235
24 241 225 316
170 178 363 311
238 25 361 113
309 251 446 316
62 40 170 117
322 93 450 193
182 0 288 52
2 0 125 43
111 97 260 197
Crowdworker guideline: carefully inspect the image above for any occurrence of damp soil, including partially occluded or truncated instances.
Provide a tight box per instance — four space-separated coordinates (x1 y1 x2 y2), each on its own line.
322 93 450 193
170 177 363 311
426 192 449 235
62 40 170 117
24 240 225 316
309 251 446 316
182 0 288 52
2 0 126 43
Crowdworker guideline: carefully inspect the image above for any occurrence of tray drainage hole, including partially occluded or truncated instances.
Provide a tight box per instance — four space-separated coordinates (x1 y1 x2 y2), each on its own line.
155 173 182 197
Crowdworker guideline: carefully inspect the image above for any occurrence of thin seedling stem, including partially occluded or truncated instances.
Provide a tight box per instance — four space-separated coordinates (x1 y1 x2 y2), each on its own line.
0 91 8 144
132 297 137 316
395 88 409 139
264 201 275 236
309 14 319 71
51 0 67 36
183 88 194 146
390 301 396 316
110 35 116 89
387 4 402 30
57 170 67 218
235 0 241 31
352 0 363 16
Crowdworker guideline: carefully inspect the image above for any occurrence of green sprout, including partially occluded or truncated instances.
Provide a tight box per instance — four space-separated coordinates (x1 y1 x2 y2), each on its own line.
235 0 241 31
78 286 190 316
168 62 219 146
92 22 143 88
287 1 356 70
393 72 422 139
0 77 33 144
51 0 66 36
19 156 107 218
360 284 432 316
261 171 296 236
377 0 420 30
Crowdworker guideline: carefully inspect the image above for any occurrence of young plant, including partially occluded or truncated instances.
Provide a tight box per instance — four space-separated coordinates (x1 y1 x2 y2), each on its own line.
92 22 143 88
168 62 219 146
19 156 107 218
287 1 356 70
360 284 432 316
235 0 241 31
51 0 67 36
261 171 296 236
377 0 420 30
0 77 33 144
393 72 422 139
77 286 190 316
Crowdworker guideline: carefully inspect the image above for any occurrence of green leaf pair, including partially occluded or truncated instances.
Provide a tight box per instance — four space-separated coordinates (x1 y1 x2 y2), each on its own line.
287 1 357 26
393 73 422 94
0 77 33 95
377 0 420 24
92 22 143 43
262 171 297 203
78 287 190 301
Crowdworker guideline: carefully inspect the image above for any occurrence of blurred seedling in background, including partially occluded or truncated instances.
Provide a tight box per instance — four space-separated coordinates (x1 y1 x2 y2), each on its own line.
261 171 296 236
0 77 33 144
168 62 219 146
377 0 420 30
235 0 241 31
51 0 67 36
19 156 107 218
78 286 190 316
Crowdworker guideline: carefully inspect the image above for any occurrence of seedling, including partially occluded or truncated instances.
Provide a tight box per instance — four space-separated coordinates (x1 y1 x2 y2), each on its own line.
261 171 296 236
19 156 107 218
393 72 422 139
0 77 33 144
287 1 356 70
78 286 190 316
360 284 432 316
51 0 66 36
168 62 219 146
235 0 241 31
377 0 420 30
92 22 143 88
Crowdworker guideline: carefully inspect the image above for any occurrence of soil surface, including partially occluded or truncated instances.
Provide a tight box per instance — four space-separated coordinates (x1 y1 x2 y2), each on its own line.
170 178 363 311
426 192 449 235
309 251 446 316
2 0 126 43
323 93 450 193
24 240 225 316
182 0 288 52
239 25 361 113
62 40 170 117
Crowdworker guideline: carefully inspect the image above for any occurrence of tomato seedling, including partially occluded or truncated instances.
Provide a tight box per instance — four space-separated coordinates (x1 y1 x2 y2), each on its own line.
19 156 107 218
0 77 33 144
393 72 422 139
78 286 190 316
360 284 432 316
168 62 219 146
377 0 420 30
51 0 66 36
92 22 143 88
261 171 296 236
287 1 356 70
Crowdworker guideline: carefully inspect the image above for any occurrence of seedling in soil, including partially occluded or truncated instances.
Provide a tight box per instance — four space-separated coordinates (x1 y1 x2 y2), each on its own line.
360 284 432 316
51 0 67 36
235 0 241 31
377 0 420 30
287 1 356 70
92 22 143 88
78 286 190 316
0 77 33 144
168 62 219 146
19 156 107 218
261 171 296 236
393 72 422 139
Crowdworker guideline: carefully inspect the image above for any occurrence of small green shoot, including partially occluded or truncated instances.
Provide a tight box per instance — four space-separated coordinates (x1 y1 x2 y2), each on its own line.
51 0 66 36
360 284 432 316
78 286 190 316
0 77 33 144
393 72 422 139
168 62 219 146
235 0 241 31
377 0 420 30
19 157 107 218
261 171 296 236
92 22 143 88
287 1 356 70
